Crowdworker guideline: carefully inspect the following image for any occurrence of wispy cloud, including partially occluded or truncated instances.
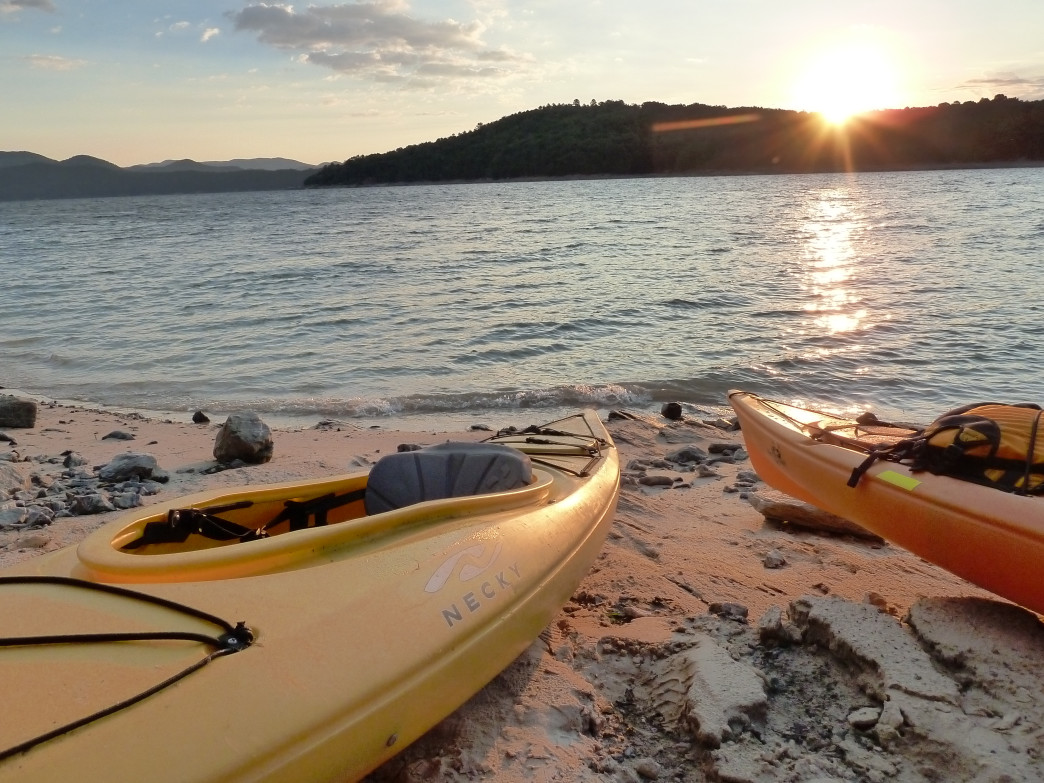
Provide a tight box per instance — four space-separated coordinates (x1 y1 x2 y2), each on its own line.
201 27 220 43
23 53 86 70
229 1 527 84
1 0 55 14
960 72 1044 100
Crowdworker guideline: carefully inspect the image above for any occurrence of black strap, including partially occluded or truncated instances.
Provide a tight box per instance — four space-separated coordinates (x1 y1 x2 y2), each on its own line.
263 489 366 532
124 505 261 549
1019 410 1043 495
0 576 252 761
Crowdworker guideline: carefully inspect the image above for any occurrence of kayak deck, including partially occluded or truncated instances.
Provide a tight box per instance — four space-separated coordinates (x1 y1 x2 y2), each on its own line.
729 390 1044 615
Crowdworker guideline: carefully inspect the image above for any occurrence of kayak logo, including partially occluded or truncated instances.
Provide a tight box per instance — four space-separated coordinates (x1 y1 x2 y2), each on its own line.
428 540 521 628
425 541 504 593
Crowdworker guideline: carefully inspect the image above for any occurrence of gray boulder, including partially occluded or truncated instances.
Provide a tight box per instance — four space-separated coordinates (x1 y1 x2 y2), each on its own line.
0 395 37 428
213 412 274 464
98 453 160 482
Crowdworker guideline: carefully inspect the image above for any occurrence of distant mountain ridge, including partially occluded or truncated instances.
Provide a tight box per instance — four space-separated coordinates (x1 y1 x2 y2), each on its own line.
306 95 1044 187
0 151 320 200
129 157 319 172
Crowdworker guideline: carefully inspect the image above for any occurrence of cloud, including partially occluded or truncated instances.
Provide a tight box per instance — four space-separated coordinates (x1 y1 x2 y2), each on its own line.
960 72 1044 100
0 0 56 14
23 53 86 70
229 1 526 84
201 27 220 42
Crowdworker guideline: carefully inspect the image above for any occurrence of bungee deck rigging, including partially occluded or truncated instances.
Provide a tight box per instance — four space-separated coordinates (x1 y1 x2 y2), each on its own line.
0 576 253 762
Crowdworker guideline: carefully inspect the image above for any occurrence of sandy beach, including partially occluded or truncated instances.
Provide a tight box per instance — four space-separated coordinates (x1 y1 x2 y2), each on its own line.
2 400 1042 782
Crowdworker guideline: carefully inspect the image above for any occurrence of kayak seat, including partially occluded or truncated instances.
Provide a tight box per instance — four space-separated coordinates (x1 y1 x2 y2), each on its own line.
364 442 533 516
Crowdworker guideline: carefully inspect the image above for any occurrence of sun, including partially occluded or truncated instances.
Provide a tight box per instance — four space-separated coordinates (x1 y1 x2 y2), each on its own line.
792 40 903 125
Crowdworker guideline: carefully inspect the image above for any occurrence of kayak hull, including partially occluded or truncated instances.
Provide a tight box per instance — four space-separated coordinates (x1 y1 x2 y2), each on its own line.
729 390 1044 615
0 411 620 782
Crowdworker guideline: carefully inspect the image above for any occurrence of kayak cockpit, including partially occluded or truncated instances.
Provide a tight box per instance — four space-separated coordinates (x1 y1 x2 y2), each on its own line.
76 444 554 582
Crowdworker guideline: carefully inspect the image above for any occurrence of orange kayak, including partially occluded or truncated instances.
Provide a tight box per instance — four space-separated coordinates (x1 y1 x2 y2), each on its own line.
729 390 1044 615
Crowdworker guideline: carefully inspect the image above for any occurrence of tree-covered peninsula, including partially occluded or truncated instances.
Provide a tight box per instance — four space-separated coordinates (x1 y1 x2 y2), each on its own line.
306 96 1044 187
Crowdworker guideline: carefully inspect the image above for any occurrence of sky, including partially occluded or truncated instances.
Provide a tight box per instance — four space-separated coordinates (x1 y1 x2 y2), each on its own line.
3 0 1044 167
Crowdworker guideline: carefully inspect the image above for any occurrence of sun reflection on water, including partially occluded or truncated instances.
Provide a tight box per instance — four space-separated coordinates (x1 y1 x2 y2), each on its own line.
800 188 870 336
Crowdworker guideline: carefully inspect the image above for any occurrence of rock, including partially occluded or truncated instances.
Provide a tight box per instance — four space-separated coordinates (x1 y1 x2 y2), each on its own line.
0 395 37 428
638 474 675 487
759 606 804 646
192 410 210 423
102 430 135 440
763 548 787 569
660 402 683 421
0 506 28 528
847 706 881 730
70 493 117 515
747 488 882 541
213 412 274 464
23 506 54 527
112 492 143 510
664 445 708 464
633 758 663 779
0 462 29 493
709 602 749 621
63 452 87 469
98 453 160 482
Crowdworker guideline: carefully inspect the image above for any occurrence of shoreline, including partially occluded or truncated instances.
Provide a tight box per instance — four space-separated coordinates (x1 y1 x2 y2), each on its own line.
2 401 1042 781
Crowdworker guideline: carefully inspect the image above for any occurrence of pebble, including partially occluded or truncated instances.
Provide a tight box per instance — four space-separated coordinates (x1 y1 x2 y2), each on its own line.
763 549 787 569
847 707 882 730
634 758 663 779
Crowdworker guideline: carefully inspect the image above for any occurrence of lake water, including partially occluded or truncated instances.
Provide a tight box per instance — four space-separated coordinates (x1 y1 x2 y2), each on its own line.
2 168 1042 430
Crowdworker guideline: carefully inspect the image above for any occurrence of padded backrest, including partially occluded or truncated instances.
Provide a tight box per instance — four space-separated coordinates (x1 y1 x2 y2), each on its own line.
364 442 533 515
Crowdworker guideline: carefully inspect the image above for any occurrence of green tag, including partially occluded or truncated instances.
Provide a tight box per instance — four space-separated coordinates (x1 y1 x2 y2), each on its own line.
877 470 921 491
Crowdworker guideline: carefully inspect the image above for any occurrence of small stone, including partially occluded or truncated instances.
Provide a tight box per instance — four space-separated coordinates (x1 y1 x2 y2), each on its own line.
848 706 882 730
758 605 803 645
23 506 54 527
763 549 787 569
112 492 143 510
665 445 708 464
660 402 683 420
70 493 117 515
192 410 210 424
709 601 749 621
101 430 135 441
63 452 88 468
638 474 675 487
634 758 663 779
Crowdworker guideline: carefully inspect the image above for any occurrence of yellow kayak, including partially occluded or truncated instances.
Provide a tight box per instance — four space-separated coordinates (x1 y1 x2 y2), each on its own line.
729 390 1044 615
0 411 620 782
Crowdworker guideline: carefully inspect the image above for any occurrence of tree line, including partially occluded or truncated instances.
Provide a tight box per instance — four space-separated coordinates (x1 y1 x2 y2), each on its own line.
305 96 1044 187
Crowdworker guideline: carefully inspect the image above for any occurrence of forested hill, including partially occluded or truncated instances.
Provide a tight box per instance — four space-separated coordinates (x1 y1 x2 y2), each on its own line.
306 96 1044 187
